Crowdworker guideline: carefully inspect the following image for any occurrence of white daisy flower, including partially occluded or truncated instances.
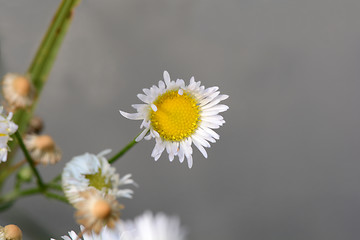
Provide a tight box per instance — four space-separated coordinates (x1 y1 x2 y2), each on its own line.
53 211 186 240
0 107 18 163
2 73 35 110
120 71 229 168
62 150 136 204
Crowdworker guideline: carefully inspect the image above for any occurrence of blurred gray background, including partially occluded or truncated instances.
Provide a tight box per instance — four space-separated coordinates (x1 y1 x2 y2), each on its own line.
1 0 360 239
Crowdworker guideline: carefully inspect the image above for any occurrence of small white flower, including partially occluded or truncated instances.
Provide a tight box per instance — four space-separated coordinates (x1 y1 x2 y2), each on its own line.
0 107 18 163
53 211 186 240
2 73 35 110
120 71 229 168
62 150 136 204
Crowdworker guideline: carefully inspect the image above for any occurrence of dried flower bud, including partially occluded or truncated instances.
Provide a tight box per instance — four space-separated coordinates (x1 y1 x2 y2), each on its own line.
0 224 22 240
74 188 123 234
2 73 35 110
27 116 44 134
24 134 61 165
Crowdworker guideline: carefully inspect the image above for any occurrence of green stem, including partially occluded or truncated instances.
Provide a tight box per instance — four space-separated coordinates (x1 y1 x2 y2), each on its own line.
1 187 41 203
28 0 81 91
108 135 141 164
51 174 62 183
0 0 81 192
47 183 63 192
44 192 69 204
14 131 45 189
0 184 68 211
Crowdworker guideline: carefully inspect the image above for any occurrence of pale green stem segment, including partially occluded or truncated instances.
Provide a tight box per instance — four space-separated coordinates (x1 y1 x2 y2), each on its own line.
0 185 68 211
0 0 81 190
108 132 145 164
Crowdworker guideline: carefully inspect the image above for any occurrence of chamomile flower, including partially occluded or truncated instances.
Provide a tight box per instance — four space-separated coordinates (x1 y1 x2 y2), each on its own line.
0 107 18 163
2 73 35 110
62 150 135 204
53 211 186 240
120 71 229 168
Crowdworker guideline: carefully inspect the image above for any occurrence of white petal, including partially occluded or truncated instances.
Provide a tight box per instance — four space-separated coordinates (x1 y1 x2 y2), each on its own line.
135 128 150 142
137 93 151 103
158 80 165 89
142 88 151 95
201 95 229 109
192 134 210 148
186 154 193 168
163 71 171 86
119 111 144 120
201 121 221 129
199 92 220 106
200 127 220 140
193 139 208 158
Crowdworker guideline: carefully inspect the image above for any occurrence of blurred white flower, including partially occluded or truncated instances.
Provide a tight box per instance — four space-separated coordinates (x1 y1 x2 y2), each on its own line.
62 150 136 204
54 211 186 240
120 71 228 168
0 107 18 163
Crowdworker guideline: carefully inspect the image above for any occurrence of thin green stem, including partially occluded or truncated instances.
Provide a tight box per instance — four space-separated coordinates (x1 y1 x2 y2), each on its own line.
14 131 45 189
108 134 142 164
47 183 63 192
0 184 68 211
44 192 69 204
51 174 62 183
0 0 81 193
0 187 41 203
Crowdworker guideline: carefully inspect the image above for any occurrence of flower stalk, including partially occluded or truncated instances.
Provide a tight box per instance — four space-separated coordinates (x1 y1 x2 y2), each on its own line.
0 0 81 191
14 131 45 189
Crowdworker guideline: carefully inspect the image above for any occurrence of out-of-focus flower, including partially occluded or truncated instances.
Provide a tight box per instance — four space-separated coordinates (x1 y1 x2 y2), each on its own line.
0 224 23 240
24 134 61 165
27 116 44 134
53 211 186 240
0 107 18 163
62 150 135 204
120 71 229 168
2 73 35 110
74 188 123 234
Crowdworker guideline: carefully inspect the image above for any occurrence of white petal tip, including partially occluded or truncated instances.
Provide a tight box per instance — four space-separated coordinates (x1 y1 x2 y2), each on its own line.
163 71 170 82
187 160 193 168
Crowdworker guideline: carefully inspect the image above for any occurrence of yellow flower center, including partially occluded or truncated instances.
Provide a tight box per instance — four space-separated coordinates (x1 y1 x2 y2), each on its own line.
150 89 200 141
85 169 112 192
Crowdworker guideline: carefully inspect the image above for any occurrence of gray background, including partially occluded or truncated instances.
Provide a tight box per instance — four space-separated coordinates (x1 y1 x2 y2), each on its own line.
1 0 360 239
